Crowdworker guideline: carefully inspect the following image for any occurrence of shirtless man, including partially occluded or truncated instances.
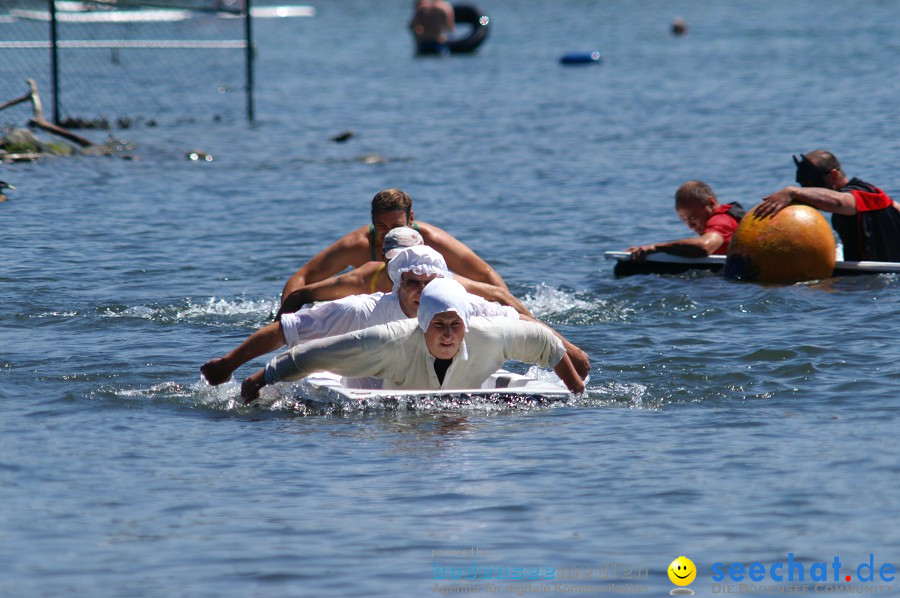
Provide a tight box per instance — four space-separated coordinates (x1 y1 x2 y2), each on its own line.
277 226 531 319
409 0 455 54
280 188 507 305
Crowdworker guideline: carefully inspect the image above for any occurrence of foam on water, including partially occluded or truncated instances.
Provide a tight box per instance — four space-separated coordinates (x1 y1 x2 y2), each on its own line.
98 296 278 325
522 283 634 324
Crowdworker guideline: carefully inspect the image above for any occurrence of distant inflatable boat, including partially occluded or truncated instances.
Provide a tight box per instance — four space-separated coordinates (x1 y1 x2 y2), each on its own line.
604 251 900 277
448 4 490 54
416 4 490 55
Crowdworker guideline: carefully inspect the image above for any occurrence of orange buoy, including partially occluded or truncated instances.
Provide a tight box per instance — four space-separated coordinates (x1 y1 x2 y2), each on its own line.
725 204 836 283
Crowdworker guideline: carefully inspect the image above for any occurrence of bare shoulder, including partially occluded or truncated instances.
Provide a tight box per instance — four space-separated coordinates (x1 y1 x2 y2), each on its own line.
335 225 372 252
312 225 372 266
415 220 464 249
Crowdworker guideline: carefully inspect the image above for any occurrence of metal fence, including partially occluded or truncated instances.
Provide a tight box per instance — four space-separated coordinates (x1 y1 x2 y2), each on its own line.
0 0 255 126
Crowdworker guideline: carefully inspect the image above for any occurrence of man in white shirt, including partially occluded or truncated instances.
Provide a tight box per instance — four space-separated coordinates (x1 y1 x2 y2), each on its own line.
241 279 585 401
201 246 526 386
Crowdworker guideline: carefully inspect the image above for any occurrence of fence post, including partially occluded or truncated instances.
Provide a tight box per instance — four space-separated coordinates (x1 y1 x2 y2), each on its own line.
49 0 61 124
245 0 255 122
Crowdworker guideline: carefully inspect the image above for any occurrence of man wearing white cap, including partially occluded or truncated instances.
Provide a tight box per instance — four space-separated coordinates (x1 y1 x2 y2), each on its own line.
201 245 524 386
240 278 585 401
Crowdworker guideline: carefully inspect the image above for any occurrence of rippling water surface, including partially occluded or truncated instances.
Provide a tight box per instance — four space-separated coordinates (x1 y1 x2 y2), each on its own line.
2 1 900 596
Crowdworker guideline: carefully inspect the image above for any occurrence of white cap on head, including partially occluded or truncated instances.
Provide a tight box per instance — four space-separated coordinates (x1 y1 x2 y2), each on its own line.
417 278 470 333
387 246 450 291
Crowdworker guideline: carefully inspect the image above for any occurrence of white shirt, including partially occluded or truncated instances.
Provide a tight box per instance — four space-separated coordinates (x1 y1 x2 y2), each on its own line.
279 292 517 348
265 316 565 391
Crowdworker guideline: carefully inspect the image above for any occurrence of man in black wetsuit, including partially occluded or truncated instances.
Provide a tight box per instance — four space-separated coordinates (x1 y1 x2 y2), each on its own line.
756 150 900 261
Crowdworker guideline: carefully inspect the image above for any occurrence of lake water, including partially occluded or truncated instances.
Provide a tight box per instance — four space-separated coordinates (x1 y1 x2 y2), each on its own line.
2 1 899 596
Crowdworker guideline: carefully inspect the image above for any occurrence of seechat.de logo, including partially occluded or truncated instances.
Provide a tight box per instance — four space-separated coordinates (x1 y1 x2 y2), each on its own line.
668 556 696 595
711 553 897 585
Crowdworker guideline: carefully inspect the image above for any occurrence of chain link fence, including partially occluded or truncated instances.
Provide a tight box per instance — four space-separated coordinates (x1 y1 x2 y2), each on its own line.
0 0 254 128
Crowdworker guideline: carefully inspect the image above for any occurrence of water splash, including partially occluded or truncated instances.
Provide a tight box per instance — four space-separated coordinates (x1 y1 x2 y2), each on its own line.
522 284 633 324
100 296 277 326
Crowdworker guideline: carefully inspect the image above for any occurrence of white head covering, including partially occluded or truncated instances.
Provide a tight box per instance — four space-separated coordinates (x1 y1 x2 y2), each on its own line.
417 278 471 332
387 246 450 291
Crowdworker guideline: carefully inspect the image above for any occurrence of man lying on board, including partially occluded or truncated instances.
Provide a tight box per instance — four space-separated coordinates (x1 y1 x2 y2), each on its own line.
240 278 585 402
202 246 589 387
625 181 745 261
276 226 532 320
279 188 508 307
756 150 900 262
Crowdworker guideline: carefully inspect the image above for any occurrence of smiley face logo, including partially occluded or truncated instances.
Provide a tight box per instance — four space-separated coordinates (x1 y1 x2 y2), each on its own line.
668 556 696 586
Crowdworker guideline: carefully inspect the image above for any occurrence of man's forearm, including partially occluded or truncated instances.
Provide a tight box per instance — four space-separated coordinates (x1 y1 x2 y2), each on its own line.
554 355 585 394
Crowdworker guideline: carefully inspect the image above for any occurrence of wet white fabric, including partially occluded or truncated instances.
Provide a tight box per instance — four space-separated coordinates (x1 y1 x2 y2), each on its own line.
265 316 566 391
416 278 471 332
279 293 384 348
279 288 515 386
387 246 450 291
279 292 405 389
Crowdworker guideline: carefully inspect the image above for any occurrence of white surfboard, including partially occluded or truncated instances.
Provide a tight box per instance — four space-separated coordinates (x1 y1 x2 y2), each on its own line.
298 369 572 408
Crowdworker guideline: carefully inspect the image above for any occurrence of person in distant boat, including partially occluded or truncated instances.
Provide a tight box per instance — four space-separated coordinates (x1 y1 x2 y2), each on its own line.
755 150 900 262
409 0 455 54
0 181 15 203
277 226 532 320
626 181 745 261
280 188 508 306
203 246 589 387
671 18 688 36
240 278 585 402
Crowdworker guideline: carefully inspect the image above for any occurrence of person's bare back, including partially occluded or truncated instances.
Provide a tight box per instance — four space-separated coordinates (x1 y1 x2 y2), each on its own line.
410 0 454 43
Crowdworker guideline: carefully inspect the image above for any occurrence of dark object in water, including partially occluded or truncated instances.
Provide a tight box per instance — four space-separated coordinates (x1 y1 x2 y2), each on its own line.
447 4 490 54
560 51 602 65
672 18 687 36
0 181 15 202
331 131 354 143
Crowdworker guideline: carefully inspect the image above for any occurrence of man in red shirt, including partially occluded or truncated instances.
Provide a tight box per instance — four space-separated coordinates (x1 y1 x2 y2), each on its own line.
755 150 900 262
626 181 745 261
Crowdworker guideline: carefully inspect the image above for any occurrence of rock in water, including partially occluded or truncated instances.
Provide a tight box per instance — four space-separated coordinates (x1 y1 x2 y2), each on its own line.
725 204 836 283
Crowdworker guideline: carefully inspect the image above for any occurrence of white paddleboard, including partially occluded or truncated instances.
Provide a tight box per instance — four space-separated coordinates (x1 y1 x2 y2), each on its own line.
298 369 572 408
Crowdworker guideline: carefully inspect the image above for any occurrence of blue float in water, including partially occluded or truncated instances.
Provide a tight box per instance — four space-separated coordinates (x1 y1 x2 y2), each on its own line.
560 51 602 65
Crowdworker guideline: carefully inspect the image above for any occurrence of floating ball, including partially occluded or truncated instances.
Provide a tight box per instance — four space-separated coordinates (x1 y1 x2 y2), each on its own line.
560 51 602 65
725 204 836 283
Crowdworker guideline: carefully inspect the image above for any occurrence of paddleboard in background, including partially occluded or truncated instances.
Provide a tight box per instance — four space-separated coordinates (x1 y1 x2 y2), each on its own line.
9 7 192 22
238 6 316 18
7 4 314 23
604 251 900 277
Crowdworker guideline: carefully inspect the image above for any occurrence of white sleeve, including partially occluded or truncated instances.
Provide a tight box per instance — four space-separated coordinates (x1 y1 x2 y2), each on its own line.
279 294 378 347
466 293 519 320
264 321 411 384
475 317 565 368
